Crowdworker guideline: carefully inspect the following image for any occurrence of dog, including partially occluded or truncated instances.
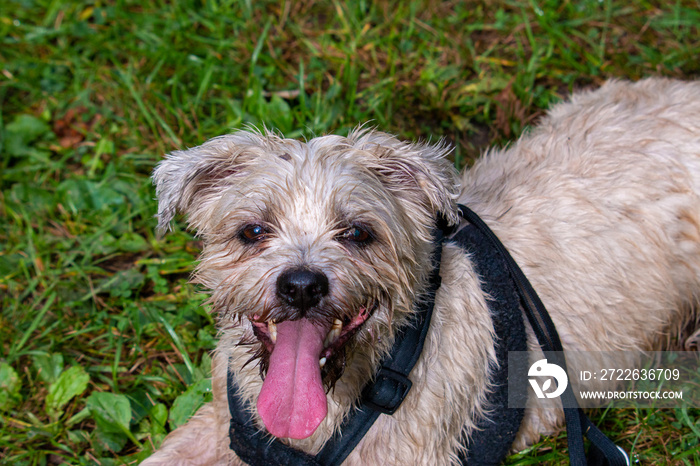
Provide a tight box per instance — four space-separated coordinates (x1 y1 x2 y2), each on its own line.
143 78 700 465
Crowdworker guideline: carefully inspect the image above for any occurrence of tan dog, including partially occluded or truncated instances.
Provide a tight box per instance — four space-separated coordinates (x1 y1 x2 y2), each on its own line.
144 78 700 465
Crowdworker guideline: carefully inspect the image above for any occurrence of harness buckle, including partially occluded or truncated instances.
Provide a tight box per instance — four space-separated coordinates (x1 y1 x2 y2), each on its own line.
361 367 413 415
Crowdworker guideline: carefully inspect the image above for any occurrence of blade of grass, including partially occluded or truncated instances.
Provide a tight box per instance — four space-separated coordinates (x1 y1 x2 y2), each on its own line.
9 292 56 362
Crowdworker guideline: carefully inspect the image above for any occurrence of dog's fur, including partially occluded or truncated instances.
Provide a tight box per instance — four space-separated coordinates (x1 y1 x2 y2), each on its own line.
143 78 700 465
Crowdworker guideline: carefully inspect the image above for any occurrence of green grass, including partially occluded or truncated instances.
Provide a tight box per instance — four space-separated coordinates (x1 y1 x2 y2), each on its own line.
1 0 699 464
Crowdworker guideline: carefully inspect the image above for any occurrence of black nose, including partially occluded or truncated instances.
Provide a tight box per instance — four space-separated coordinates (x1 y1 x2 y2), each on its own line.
276 267 329 313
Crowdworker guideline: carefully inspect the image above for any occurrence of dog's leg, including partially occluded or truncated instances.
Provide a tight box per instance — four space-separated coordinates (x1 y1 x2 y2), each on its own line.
143 350 240 466
141 402 240 466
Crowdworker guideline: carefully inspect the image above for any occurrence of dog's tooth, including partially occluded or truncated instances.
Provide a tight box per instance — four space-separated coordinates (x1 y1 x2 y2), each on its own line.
322 320 344 348
330 328 341 345
268 320 277 343
324 329 339 347
319 357 327 368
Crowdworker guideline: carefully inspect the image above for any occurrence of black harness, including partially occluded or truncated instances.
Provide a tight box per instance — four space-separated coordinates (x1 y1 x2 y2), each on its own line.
226 205 629 466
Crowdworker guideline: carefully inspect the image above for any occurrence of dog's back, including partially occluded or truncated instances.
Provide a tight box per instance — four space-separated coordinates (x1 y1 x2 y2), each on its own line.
460 78 700 448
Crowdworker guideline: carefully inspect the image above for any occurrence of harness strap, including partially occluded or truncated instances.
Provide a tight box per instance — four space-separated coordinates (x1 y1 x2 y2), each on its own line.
451 219 527 465
457 205 629 466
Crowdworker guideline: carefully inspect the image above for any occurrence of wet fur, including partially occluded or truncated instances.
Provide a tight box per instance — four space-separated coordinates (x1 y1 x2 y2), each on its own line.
143 78 700 465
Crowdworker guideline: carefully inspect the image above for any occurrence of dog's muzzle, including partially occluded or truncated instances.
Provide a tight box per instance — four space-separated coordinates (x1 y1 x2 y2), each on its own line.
276 267 330 316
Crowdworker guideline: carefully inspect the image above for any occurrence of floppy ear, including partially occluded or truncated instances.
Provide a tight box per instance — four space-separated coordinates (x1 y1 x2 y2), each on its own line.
351 129 461 226
152 134 255 233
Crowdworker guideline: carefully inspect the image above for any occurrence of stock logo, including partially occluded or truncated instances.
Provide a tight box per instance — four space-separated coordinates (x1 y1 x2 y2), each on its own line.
528 359 568 399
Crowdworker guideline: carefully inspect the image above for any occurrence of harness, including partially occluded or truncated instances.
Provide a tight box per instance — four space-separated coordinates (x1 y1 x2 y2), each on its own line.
226 205 630 466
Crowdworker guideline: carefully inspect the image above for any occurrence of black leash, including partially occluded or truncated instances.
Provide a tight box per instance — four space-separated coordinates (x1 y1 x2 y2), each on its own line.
451 216 528 465
457 205 629 466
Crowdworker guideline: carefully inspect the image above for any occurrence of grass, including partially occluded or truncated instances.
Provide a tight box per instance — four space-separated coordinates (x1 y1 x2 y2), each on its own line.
1 0 699 464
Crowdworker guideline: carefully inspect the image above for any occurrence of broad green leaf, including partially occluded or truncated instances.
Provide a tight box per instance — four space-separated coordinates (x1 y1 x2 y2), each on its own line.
32 352 64 384
118 232 149 253
86 392 133 452
4 114 52 157
46 365 90 420
149 403 168 429
57 179 126 212
168 378 212 429
67 429 90 445
0 363 21 411
137 403 168 441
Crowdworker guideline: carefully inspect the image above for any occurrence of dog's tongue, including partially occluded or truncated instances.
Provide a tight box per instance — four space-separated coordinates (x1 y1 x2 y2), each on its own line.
257 318 329 439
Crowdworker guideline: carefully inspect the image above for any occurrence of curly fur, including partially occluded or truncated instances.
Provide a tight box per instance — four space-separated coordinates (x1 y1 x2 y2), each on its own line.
143 78 700 465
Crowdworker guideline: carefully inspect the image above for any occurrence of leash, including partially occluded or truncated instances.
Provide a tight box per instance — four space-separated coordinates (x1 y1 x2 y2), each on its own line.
457 205 629 466
227 205 629 465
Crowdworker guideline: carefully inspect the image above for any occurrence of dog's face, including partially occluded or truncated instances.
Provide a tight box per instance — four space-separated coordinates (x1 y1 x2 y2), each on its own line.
153 129 459 439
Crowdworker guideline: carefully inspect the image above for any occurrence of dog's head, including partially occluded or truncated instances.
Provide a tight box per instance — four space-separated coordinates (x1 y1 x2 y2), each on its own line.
153 128 459 439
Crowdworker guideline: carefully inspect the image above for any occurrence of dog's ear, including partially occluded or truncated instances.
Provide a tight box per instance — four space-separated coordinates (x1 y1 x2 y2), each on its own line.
153 134 254 233
352 129 461 226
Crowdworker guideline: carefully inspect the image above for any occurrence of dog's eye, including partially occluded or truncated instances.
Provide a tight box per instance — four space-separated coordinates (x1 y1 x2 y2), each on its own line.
338 225 372 244
240 224 268 243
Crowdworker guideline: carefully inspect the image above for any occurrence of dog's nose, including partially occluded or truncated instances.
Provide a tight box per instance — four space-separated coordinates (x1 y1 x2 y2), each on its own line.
276 267 329 313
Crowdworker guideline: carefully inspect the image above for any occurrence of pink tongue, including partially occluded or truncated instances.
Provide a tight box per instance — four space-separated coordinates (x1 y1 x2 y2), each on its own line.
257 319 329 439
